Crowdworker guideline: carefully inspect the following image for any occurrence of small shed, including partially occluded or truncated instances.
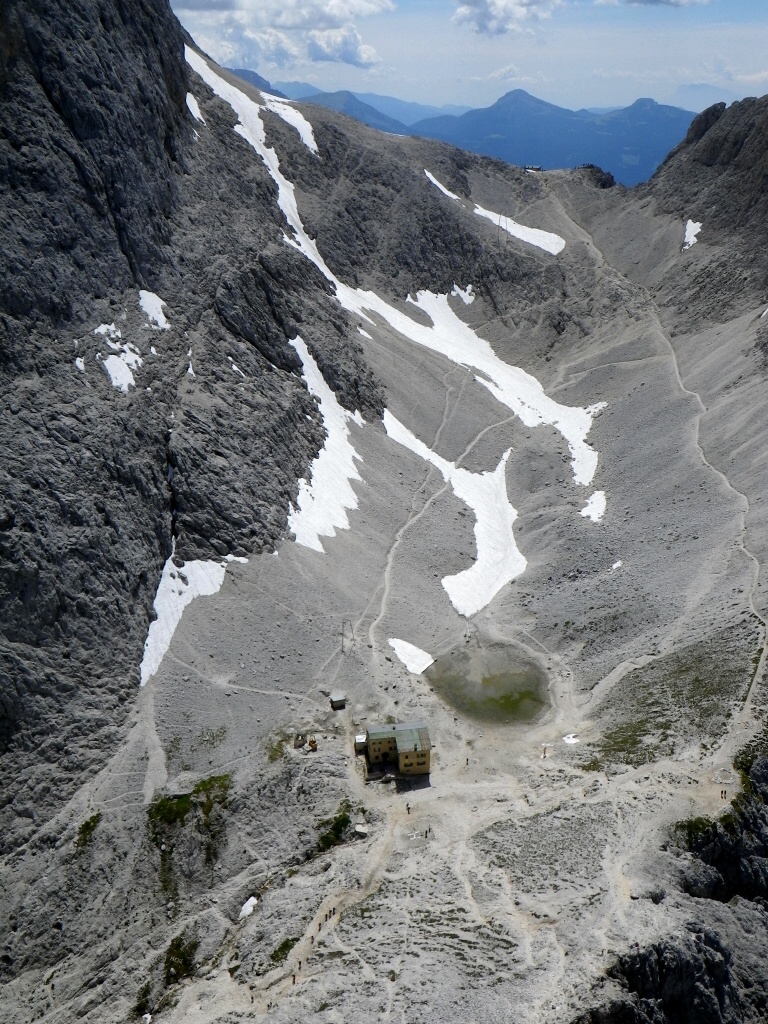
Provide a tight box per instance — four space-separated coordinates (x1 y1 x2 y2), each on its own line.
330 691 347 710
354 733 367 754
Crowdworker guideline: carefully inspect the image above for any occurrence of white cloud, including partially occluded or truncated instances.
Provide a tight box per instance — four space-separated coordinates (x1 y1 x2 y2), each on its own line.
453 0 561 35
241 27 301 66
175 0 394 29
623 0 710 6
173 0 391 71
307 24 380 66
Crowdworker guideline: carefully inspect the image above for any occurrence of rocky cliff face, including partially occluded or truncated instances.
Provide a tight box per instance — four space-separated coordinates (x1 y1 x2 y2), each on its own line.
573 753 768 1024
0 0 382 843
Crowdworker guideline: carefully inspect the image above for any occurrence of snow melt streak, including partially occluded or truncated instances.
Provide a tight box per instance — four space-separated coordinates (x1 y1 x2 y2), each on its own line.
140 559 227 686
424 169 565 256
580 490 606 523
186 93 205 124
388 638 435 674
474 204 566 256
683 219 702 250
139 290 170 330
288 337 364 553
384 411 525 617
262 94 318 155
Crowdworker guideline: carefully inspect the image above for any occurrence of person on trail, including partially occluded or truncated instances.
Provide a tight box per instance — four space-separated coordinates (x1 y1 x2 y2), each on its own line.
406 803 411 814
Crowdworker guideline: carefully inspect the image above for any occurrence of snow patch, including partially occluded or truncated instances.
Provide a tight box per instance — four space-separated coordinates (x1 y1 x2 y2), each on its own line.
425 169 565 255
262 94 319 155
95 323 121 339
288 337 364 553
228 356 247 379
384 411 525 617
388 638 434 674
563 734 580 744
397 291 602 486
424 169 461 202
96 325 143 392
451 283 475 305
761 307 768 319
474 204 566 256
358 327 372 339
683 219 702 251
139 291 170 330
611 560 622 571
239 896 258 920
580 490 606 523
75 357 85 373
186 92 205 124
140 556 245 686
187 348 195 377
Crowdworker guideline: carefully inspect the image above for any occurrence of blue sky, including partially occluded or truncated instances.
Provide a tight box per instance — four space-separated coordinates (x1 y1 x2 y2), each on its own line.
172 0 768 111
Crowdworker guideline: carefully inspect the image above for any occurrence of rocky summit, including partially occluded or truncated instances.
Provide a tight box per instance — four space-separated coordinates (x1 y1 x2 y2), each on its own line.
2 2 768 1023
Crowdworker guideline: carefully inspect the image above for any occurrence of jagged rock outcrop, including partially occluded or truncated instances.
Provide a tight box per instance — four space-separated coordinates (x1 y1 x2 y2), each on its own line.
0 0 386 843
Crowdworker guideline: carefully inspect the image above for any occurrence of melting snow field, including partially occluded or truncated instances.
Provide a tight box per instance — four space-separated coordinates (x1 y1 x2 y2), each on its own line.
95 323 143 392
288 337 364 553
186 92 205 124
425 168 566 256
239 896 258 920
452 283 475 305
139 290 170 330
683 219 702 251
261 93 318 155
424 169 461 202
384 411 525 617
140 555 246 686
474 204 566 256
580 490 606 523
388 638 435 674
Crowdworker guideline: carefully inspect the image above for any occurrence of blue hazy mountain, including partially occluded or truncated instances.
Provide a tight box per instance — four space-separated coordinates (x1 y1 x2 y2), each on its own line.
351 93 472 125
229 68 285 97
302 91 408 134
409 90 696 186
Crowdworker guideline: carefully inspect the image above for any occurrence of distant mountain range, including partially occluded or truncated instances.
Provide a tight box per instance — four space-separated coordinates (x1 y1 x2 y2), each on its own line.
409 90 695 186
236 72 695 187
274 81 471 124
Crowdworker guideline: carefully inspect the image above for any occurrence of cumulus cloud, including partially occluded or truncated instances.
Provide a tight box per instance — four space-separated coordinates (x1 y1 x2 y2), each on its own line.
307 24 380 66
623 1 710 6
172 0 390 70
174 0 237 10
453 0 561 34
175 0 394 29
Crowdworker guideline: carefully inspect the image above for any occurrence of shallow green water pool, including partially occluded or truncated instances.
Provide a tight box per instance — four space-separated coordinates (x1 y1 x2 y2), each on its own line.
425 642 548 724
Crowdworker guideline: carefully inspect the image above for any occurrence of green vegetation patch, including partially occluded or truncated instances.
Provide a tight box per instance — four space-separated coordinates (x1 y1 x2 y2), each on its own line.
673 815 717 849
317 799 352 852
133 981 152 1018
586 622 760 769
267 735 288 762
164 933 199 986
147 774 232 894
270 936 299 964
75 811 102 849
